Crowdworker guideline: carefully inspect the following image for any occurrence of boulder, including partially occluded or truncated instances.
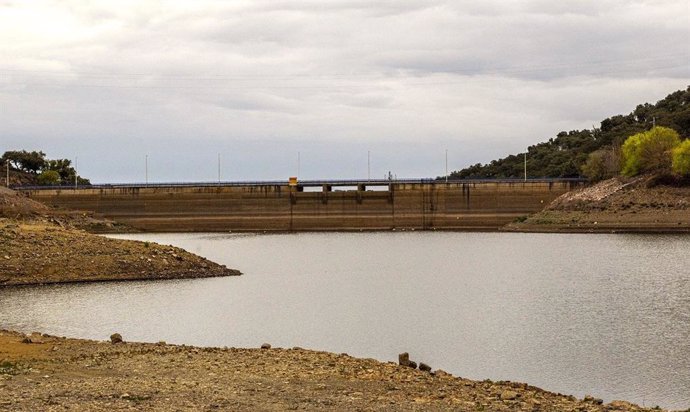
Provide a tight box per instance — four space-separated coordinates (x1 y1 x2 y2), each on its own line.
110 333 123 344
419 362 432 372
260 343 271 349
398 352 410 366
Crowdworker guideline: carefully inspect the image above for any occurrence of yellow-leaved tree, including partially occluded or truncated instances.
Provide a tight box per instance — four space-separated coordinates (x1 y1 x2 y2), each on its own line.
672 139 690 176
621 126 681 176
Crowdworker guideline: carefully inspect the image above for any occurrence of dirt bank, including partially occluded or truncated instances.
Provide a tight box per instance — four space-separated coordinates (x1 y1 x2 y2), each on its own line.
0 187 240 286
505 175 690 233
0 330 663 412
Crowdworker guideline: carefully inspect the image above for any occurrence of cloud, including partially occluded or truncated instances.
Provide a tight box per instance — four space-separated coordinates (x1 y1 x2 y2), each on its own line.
0 0 688 181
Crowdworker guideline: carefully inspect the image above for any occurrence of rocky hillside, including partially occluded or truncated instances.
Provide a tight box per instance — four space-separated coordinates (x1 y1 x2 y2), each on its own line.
506 174 690 232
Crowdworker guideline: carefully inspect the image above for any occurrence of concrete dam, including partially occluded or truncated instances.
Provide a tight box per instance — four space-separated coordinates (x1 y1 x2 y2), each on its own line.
21 179 585 232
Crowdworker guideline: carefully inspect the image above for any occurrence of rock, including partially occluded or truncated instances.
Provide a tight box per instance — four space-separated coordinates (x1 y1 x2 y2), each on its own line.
110 333 123 344
398 352 410 366
407 361 417 369
261 343 271 349
21 336 32 344
607 400 637 410
500 390 518 401
419 362 432 372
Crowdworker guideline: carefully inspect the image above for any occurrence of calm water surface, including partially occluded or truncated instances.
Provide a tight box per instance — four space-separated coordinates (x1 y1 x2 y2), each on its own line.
1 232 689 409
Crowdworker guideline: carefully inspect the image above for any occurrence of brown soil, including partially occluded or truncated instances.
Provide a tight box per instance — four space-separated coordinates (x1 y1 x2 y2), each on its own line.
0 186 130 233
0 221 239 286
0 330 662 412
0 188 240 286
505 175 690 233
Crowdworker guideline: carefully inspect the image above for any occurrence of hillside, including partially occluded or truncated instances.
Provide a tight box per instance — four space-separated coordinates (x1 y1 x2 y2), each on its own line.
505 174 690 232
450 86 690 179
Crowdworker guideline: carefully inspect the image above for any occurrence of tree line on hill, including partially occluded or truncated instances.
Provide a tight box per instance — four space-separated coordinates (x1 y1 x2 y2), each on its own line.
448 86 690 180
0 150 90 186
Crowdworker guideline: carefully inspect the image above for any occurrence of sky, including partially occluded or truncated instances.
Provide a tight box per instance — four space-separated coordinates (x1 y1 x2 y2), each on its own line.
1 0 689 183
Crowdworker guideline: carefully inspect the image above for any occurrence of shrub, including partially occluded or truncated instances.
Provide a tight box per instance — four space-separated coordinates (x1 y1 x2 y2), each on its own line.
672 139 690 176
36 170 61 186
621 126 681 176
581 147 620 182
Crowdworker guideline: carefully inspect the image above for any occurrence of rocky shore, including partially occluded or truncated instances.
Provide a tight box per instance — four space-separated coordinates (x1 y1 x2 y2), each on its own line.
0 330 664 412
505 175 690 233
0 187 240 286
0 221 239 286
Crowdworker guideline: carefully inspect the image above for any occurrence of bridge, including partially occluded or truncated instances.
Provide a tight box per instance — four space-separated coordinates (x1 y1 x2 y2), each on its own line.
18 178 586 232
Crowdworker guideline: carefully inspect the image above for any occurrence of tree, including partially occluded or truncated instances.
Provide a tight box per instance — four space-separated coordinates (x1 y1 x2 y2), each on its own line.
449 86 690 179
36 170 61 185
581 147 620 182
621 126 681 176
46 159 75 182
672 139 690 176
0 150 46 173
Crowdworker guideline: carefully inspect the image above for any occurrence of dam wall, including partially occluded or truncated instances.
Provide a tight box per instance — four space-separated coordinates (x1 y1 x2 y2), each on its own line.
22 180 584 232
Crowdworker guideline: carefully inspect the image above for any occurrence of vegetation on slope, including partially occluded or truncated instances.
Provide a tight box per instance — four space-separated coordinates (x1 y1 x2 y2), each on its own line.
0 150 89 186
450 86 690 179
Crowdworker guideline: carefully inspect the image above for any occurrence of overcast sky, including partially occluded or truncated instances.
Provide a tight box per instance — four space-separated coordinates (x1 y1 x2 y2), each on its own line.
1 1 689 183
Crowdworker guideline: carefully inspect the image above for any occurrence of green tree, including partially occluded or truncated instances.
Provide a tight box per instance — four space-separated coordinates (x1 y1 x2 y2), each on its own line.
672 139 690 176
36 170 61 185
46 159 75 182
448 86 690 179
621 126 681 176
0 150 46 173
581 147 620 182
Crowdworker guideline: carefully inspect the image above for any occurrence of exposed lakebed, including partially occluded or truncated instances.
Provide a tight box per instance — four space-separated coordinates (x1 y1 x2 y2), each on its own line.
1 232 688 409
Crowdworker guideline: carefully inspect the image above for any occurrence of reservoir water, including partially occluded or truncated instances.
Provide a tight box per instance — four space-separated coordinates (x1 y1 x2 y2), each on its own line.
1 232 688 409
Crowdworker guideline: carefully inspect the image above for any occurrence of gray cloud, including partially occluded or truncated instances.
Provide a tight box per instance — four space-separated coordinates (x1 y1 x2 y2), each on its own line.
0 0 688 182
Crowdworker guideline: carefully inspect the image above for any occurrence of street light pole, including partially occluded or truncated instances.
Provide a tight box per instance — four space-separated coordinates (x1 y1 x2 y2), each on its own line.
524 152 527 182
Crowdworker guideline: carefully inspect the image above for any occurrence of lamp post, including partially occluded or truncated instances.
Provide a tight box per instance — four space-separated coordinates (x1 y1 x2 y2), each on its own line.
524 152 527 182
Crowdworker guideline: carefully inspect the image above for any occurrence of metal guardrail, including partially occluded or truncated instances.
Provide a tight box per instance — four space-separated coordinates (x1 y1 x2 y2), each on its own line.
13 178 586 191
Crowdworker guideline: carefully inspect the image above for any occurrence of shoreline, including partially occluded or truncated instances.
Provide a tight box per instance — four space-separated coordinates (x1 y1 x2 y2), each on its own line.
0 220 240 287
0 329 666 411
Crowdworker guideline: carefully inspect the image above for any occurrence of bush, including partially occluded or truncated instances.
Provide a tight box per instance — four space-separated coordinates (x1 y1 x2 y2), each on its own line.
581 147 620 182
621 126 681 176
672 139 690 176
36 170 61 186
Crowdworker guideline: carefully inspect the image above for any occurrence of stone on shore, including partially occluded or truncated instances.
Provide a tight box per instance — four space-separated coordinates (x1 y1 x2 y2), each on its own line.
110 333 123 344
